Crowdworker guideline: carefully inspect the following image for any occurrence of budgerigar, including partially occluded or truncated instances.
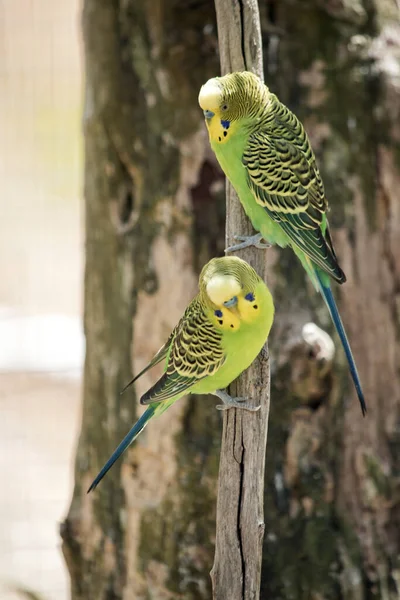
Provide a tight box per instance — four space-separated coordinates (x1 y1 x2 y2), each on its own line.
198 71 366 416
88 256 274 492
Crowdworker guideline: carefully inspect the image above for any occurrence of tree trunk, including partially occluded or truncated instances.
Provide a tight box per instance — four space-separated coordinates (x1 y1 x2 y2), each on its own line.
62 0 400 599
260 1 400 598
61 1 222 599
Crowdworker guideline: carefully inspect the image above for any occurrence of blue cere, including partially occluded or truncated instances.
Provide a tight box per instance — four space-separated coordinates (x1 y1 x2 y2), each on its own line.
223 296 238 308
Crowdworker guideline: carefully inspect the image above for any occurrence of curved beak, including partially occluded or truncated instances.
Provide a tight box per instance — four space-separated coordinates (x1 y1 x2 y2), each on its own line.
203 109 215 120
229 306 240 319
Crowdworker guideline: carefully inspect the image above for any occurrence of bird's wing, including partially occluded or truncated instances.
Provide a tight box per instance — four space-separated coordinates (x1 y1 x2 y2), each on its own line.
120 334 173 394
140 300 225 405
243 126 345 283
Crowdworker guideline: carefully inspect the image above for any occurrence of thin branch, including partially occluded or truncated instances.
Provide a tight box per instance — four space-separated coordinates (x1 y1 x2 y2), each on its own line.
210 2 270 599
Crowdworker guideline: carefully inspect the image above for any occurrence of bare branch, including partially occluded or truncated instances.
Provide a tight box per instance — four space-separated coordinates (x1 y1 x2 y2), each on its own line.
210 2 270 599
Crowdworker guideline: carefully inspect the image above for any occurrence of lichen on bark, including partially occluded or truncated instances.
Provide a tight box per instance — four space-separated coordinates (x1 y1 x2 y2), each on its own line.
62 1 222 599
260 1 400 598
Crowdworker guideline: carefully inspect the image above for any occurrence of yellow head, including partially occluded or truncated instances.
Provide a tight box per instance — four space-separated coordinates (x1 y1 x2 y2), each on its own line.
198 71 270 144
199 256 271 332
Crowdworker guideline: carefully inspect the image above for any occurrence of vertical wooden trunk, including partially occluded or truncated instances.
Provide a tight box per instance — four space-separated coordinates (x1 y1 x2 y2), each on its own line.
61 1 222 599
210 2 270 600
260 1 400 598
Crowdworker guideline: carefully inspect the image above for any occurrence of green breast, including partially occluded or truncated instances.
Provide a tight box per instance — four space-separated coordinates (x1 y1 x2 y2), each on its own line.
211 132 289 249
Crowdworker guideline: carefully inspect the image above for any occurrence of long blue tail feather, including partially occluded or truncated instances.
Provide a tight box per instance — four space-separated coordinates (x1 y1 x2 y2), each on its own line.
315 271 367 416
87 405 156 493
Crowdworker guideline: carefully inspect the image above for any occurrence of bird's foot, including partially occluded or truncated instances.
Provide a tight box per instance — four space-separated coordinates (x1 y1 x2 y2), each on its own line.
225 233 271 253
214 388 260 412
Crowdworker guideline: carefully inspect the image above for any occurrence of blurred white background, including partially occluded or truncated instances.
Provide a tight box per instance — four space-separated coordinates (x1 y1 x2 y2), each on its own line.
0 1 83 598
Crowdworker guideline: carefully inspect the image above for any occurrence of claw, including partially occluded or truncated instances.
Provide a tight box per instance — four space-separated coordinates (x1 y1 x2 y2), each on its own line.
225 233 271 253
214 389 260 412
216 402 261 412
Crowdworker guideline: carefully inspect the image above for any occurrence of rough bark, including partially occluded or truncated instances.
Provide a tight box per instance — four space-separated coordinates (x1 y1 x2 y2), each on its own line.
260 1 400 598
61 1 222 599
62 0 400 599
209 2 270 600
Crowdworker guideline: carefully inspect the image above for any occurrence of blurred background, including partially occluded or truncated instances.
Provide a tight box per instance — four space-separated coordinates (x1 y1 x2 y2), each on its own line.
0 1 82 598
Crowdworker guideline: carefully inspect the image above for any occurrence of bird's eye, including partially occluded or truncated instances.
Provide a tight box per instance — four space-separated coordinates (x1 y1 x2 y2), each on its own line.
221 104 228 111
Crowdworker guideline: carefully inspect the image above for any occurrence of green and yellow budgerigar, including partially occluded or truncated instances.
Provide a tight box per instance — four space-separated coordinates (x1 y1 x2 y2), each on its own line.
199 71 366 416
88 256 274 492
